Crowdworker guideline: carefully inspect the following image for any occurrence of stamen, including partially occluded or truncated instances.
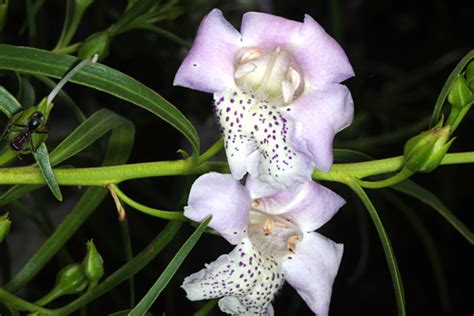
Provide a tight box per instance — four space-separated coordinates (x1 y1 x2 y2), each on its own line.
234 63 257 79
287 235 299 253
47 54 99 104
281 79 295 104
287 66 302 91
239 49 262 64
251 199 260 207
263 218 274 235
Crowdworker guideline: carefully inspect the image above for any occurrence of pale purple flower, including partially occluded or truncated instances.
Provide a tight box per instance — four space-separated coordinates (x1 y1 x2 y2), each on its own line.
174 9 354 190
182 173 345 315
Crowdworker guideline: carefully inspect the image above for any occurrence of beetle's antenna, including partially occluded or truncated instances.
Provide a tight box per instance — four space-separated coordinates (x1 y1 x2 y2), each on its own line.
47 54 99 104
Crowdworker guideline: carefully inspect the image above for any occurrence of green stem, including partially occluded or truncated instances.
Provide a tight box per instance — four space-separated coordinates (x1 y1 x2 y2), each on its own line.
356 167 414 189
347 181 406 316
0 152 472 187
119 219 135 307
449 102 473 135
139 25 191 48
110 184 187 221
196 138 224 164
0 287 56 315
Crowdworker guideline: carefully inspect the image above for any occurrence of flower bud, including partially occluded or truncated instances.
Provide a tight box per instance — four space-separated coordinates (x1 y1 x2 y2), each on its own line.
447 74 472 109
82 240 104 289
0 212 11 242
35 263 88 306
54 264 88 295
78 31 111 61
403 124 454 173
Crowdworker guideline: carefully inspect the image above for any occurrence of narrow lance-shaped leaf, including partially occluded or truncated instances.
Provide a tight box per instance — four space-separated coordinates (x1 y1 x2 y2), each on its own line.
348 181 406 316
32 143 62 201
393 179 474 244
130 216 212 315
0 44 200 156
0 108 132 206
0 86 21 118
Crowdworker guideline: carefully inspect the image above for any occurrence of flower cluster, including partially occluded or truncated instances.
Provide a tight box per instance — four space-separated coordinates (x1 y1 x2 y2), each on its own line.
174 9 354 316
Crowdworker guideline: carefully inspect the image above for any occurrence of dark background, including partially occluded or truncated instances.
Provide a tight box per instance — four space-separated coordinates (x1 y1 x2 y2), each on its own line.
0 0 472 315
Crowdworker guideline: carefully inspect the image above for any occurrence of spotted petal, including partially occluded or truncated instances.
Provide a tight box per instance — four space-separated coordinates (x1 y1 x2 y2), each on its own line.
253 181 346 232
182 238 284 315
184 173 250 244
289 83 354 172
173 9 241 93
282 232 343 316
214 88 313 189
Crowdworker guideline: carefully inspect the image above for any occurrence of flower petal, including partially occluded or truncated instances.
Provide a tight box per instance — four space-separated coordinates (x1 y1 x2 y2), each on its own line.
184 173 250 244
291 15 354 85
182 238 284 315
289 83 354 172
240 12 302 47
282 232 343 316
254 181 345 231
214 88 314 189
173 9 241 93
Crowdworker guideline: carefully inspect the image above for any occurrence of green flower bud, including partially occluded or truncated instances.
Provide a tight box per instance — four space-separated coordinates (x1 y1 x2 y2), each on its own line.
466 61 474 90
35 264 88 306
447 74 473 109
78 31 111 61
82 240 104 289
0 212 11 242
404 124 454 173
54 264 88 295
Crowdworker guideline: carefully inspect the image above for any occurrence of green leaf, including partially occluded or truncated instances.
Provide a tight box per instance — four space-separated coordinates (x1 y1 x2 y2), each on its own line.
430 50 474 127
4 108 135 292
56 222 182 315
111 0 160 35
32 144 62 201
348 182 406 316
0 86 21 118
383 191 451 313
0 108 133 206
16 76 35 108
392 180 474 244
0 44 199 156
130 217 211 315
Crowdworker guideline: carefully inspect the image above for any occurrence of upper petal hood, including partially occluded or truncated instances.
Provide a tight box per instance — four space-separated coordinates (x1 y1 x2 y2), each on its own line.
184 173 250 244
252 181 346 232
173 9 241 93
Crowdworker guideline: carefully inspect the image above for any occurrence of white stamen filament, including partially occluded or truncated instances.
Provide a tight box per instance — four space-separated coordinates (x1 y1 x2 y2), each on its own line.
259 46 281 92
47 54 99 104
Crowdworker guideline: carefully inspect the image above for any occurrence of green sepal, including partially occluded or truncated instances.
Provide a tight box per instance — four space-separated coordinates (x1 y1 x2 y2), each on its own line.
447 74 473 109
403 122 454 173
0 212 11 242
82 239 104 289
78 31 111 61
